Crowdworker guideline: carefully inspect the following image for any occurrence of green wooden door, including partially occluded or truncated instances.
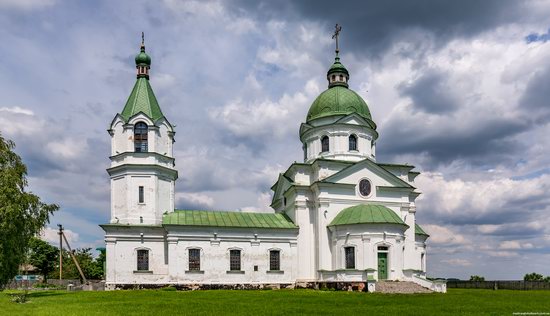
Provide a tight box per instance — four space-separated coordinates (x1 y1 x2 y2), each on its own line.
378 253 388 280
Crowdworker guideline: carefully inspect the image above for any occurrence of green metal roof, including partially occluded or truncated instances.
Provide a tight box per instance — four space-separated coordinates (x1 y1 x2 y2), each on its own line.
327 55 349 76
329 204 407 227
306 86 372 123
120 77 164 122
163 210 297 229
415 224 429 236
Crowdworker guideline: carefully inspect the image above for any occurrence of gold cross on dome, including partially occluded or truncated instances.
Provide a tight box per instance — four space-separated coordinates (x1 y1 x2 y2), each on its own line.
332 24 342 53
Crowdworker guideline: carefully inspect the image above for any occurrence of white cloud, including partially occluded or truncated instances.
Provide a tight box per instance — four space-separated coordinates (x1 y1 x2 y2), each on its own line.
423 224 468 245
47 138 87 160
441 258 472 267
0 106 34 115
176 192 215 209
210 79 320 139
40 226 79 246
0 0 55 10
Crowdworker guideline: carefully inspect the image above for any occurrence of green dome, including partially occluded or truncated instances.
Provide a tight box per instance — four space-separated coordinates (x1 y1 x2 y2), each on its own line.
135 47 151 66
306 86 372 122
327 56 349 76
329 204 408 227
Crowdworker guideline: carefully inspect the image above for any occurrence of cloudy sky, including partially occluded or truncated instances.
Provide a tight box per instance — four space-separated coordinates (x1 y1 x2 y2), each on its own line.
1 0 550 280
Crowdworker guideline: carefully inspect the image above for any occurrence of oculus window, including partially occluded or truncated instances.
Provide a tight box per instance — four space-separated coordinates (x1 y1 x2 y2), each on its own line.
359 179 372 197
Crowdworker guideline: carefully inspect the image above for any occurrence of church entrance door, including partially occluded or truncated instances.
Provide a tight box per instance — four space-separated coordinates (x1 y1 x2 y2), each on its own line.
377 252 388 280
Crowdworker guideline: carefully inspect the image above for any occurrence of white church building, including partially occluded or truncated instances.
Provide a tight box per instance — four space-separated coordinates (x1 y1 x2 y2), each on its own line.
100 34 445 292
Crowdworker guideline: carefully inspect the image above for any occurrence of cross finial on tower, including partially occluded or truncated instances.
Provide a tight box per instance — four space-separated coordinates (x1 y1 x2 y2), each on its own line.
332 24 342 54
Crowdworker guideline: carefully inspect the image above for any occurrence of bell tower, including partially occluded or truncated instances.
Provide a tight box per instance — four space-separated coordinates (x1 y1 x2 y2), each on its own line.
107 34 178 225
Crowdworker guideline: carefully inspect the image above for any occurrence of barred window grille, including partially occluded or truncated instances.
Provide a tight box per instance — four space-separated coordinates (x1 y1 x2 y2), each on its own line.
269 250 280 271
230 250 241 271
134 122 148 152
189 249 201 271
321 136 329 153
349 134 357 151
344 247 355 269
137 249 149 271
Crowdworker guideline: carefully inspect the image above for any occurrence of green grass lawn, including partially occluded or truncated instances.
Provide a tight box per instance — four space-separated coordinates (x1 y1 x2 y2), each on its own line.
1 288 549 315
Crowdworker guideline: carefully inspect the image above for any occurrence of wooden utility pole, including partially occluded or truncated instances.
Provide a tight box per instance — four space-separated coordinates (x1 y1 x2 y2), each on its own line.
61 231 87 284
58 224 63 281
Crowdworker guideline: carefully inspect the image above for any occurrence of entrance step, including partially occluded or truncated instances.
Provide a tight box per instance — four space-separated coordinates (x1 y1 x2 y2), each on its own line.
376 281 432 294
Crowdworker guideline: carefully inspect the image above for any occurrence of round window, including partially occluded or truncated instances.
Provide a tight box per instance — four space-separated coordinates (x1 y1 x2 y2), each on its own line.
358 179 372 197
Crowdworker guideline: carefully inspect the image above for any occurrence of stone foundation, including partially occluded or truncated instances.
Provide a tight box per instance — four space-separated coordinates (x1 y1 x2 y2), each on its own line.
109 282 372 292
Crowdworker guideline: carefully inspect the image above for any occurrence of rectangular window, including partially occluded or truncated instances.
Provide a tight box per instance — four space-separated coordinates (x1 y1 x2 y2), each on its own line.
138 186 144 203
344 247 355 269
189 249 201 271
269 250 280 271
137 249 149 271
229 249 241 271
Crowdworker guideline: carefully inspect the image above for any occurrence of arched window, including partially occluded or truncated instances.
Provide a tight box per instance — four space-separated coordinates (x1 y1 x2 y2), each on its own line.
269 250 280 271
339 74 343 81
349 134 357 151
344 246 355 269
321 136 329 153
303 143 308 161
137 249 149 271
134 122 148 152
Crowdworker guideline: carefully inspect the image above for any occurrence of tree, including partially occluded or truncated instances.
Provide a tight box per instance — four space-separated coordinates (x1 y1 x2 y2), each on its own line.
469 275 485 281
49 248 105 281
524 272 544 281
0 134 58 290
27 237 58 283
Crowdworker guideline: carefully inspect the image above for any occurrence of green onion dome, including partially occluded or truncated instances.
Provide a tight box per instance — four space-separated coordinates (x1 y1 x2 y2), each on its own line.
135 45 151 66
306 54 373 124
327 55 349 77
306 85 372 122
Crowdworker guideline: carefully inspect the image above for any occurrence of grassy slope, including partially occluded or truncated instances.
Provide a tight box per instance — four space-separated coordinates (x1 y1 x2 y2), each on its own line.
1 289 549 315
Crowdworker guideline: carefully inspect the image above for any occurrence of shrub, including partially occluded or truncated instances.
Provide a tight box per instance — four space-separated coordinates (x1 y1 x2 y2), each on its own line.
10 290 29 303
469 275 485 281
524 273 543 281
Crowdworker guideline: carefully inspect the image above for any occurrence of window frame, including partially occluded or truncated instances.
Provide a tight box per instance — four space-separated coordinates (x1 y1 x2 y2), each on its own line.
349 134 358 151
229 249 241 271
188 248 201 271
269 250 280 271
136 249 149 271
138 186 144 204
321 135 329 153
344 246 355 269
134 122 149 153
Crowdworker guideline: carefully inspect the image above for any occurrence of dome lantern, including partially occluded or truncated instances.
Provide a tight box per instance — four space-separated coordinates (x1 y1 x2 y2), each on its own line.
327 24 349 88
135 32 151 79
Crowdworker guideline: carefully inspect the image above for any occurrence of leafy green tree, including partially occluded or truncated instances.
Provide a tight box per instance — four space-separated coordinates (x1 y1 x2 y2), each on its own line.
469 275 485 281
28 237 58 283
50 248 104 281
524 272 544 281
0 134 58 290
544 276 550 283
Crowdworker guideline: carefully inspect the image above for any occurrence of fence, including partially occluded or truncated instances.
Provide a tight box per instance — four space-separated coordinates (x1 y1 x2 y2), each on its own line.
7 279 104 290
446 280 550 290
